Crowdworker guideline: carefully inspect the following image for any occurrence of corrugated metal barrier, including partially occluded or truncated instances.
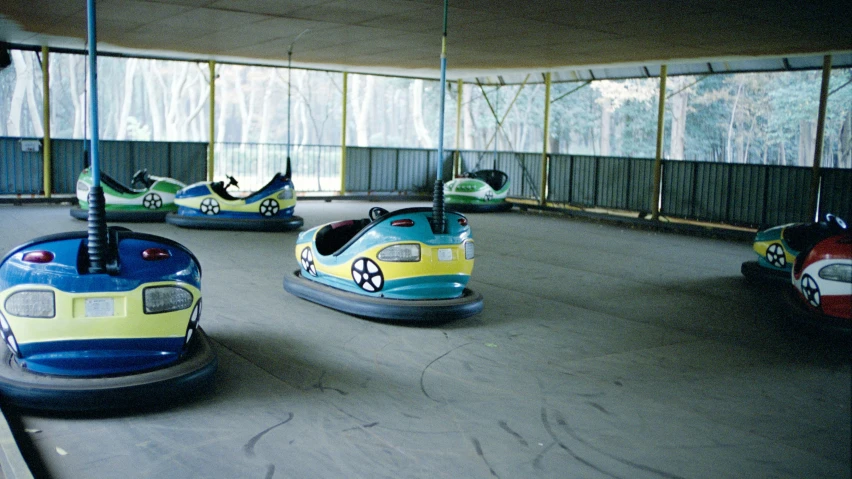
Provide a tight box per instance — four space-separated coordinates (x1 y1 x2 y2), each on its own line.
2 137 849 229
0 137 44 194
0 137 207 195
344 147 439 193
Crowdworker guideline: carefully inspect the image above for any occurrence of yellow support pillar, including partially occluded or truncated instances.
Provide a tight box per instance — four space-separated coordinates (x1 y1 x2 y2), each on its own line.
340 72 348 194
540 72 551 206
41 46 52 198
454 79 463 177
207 60 216 181
808 55 831 220
651 65 668 220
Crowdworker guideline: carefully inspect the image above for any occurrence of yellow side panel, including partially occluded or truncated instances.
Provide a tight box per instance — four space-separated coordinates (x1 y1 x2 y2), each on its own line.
1 283 200 344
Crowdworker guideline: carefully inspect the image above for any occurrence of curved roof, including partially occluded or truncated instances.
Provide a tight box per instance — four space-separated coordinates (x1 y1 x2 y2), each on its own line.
1 0 850 81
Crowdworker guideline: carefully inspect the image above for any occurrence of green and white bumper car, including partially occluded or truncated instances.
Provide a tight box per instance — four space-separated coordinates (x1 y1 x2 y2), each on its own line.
444 169 512 213
71 168 185 222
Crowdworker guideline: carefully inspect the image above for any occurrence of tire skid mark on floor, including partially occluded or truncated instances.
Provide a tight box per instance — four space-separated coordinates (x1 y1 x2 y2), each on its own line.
471 437 499 478
419 342 472 402
242 412 294 458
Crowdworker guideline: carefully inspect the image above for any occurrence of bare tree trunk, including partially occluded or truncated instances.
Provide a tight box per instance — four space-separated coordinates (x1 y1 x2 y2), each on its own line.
215 70 228 143
411 80 433 148
669 83 688 160
613 119 624 156
743 117 756 164
600 97 612 156
143 63 166 139
116 58 138 139
462 86 476 152
840 108 851 168
350 75 375 146
726 83 743 163
7 51 43 137
798 120 815 166
181 76 208 140
68 55 85 138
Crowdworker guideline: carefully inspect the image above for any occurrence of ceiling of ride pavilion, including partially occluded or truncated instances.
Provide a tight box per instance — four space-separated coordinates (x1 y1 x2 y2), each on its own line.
1 0 850 83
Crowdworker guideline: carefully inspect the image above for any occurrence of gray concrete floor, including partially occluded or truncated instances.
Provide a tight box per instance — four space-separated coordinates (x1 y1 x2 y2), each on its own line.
0 202 849 479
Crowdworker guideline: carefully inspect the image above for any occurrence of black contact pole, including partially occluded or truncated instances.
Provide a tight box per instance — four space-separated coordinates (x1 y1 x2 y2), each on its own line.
431 0 449 234
86 0 107 273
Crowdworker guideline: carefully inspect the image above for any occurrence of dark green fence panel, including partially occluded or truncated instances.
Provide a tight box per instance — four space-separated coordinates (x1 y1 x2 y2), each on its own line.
344 147 436 193
169 142 208 185
569 156 597 206
547 154 571 203
51 139 86 194
397 149 436 192
627 158 656 212
596 157 628 209
661 161 694 218
764 165 811 225
693 162 730 222
344 147 371 192
662 161 812 227
818 168 852 221
726 164 766 226
0 137 43 194
368 149 398 191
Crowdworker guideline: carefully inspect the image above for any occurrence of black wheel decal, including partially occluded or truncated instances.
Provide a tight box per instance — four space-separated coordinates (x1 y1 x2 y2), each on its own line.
142 193 163 209
351 258 383 292
300 247 317 276
765 243 786 268
260 198 280 217
200 198 220 215
800 274 821 309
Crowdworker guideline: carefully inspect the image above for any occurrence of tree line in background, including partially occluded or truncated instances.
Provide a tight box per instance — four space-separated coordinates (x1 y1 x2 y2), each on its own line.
2 48 850 168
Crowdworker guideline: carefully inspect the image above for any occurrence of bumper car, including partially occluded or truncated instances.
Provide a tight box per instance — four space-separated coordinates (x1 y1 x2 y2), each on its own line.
283 206 483 322
788 233 852 331
444 169 512 213
741 213 847 284
285 0 483 323
71 168 185 222
0 4 217 412
0 228 216 410
166 166 302 232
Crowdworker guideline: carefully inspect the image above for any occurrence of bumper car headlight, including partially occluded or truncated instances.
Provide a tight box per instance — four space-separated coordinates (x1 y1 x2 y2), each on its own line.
277 188 294 200
377 244 421 262
464 241 474 260
144 286 193 314
5 290 55 318
819 264 852 283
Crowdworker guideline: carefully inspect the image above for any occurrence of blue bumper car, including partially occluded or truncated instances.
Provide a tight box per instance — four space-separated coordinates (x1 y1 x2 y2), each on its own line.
166 168 302 232
0 228 216 411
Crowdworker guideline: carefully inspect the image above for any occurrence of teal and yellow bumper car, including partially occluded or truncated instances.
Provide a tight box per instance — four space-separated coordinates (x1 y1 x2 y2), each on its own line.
284 206 483 322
